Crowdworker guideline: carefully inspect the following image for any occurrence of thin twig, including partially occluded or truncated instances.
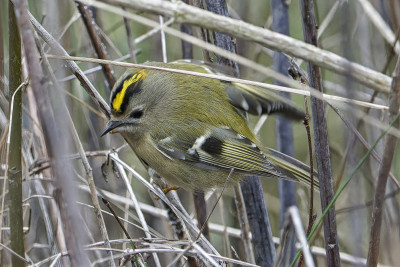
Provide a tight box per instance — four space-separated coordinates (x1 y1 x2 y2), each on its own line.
298 96 316 267
367 55 400 267
76 2 116 89
122 7 137 63
102 198 145 267
304 97 315 223
103 198 131 239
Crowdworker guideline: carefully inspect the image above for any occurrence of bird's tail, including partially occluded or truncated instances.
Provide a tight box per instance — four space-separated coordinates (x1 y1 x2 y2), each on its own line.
263 147 319 190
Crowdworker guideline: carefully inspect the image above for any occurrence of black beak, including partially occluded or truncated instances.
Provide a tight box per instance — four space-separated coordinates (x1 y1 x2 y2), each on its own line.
101 121 124 137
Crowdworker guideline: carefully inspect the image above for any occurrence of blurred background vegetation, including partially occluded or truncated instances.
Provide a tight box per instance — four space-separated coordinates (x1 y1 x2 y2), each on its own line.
0 0 399 266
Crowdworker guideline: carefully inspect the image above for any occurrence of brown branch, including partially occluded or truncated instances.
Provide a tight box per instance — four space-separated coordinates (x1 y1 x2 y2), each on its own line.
102 198 131 239
304 97 315 224
76 2 116 89
299 0 341 266
367 56 400 267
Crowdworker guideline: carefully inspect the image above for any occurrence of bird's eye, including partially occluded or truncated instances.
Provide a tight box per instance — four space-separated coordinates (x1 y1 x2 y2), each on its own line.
130 109 144 119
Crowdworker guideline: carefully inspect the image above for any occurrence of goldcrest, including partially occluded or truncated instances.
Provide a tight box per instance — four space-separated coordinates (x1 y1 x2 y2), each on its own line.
102 61 316 191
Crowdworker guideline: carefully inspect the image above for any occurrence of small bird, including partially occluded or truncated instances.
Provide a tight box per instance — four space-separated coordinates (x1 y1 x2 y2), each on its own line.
101 61 316 191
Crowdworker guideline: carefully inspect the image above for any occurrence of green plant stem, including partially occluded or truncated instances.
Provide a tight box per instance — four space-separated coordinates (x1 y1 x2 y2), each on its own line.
8 2 25 266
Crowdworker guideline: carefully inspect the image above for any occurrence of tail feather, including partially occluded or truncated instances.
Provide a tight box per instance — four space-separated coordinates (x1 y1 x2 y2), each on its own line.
264 147 319 190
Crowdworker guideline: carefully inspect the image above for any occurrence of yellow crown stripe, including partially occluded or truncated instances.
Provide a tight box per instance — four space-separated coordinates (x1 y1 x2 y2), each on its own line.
112 72 146 112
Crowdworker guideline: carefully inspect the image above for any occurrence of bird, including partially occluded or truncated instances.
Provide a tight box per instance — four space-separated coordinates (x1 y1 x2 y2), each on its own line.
101 60 317 191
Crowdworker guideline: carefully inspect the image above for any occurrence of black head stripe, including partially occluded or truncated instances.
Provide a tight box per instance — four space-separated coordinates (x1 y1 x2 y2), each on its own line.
111 71 146 114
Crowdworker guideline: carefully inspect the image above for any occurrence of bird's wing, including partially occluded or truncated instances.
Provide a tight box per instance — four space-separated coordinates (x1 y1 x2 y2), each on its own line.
170 59 305 120
153 126 298 182
225 83 305 120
